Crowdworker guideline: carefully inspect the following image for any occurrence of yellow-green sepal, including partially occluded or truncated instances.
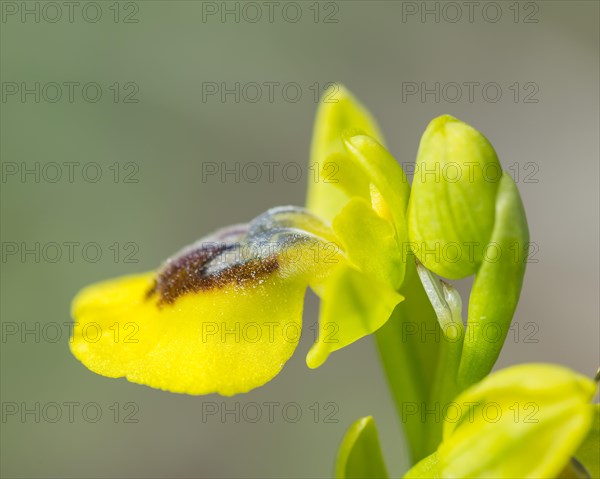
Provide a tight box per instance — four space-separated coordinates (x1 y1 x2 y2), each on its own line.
322 151 372 203
332 197 403 289
307 84 385 222
307 264 404 369
335 416 389 479
341 132 411 234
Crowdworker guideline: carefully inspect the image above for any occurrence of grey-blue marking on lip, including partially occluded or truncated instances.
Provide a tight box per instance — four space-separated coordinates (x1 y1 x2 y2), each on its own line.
147 206 337 304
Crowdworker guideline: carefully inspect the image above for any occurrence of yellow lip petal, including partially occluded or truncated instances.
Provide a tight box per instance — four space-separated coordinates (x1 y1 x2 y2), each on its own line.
71 272 306 396
70 272 165 378
71 206 340 396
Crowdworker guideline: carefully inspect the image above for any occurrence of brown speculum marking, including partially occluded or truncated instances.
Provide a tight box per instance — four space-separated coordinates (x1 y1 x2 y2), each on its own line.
146 206 334 307
146 243 279 306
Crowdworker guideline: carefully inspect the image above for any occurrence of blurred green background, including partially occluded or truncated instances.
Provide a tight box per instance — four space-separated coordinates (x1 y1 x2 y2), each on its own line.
1 1 598 477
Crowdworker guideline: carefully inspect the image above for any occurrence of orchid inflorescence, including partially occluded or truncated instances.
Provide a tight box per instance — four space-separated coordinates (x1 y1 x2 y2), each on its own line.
70 84 599 479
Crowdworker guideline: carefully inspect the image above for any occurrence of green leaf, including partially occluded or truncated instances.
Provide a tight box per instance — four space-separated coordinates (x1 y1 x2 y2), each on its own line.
458 173 529 389
408 115 501 279
575 403 600 478
306 264 403 369
336 416 389 479
307 84 385 222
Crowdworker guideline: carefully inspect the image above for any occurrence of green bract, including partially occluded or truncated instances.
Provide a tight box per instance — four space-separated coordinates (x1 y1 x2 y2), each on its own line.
458 173 529 388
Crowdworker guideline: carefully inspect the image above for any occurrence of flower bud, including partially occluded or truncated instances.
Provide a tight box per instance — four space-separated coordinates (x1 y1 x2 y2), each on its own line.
408 115 502 279
404 364 597 479
438 364 596 479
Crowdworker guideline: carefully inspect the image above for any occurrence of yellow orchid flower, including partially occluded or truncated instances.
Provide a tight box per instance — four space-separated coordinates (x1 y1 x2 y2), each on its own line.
71 207 342 395
70 87 408 396
71 84 591 479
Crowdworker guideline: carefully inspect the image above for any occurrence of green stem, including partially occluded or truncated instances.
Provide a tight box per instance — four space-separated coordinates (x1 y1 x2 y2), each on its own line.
424 332 463 453
375 258 440 466
414 265 465 454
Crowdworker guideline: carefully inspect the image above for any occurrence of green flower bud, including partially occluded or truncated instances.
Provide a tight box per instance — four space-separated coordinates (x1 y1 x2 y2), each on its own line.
408 115 502 279
404 364 597 479
439 364 596 479
409 116 530 389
